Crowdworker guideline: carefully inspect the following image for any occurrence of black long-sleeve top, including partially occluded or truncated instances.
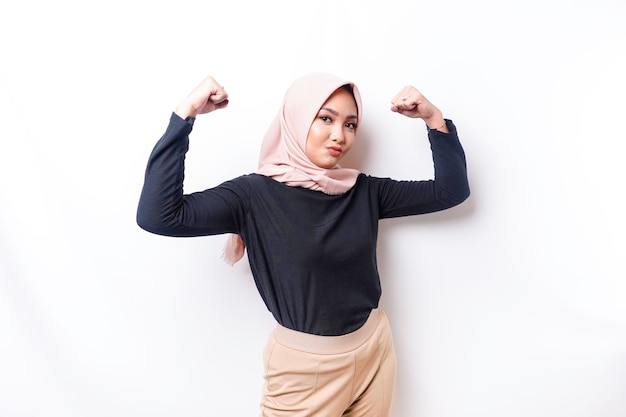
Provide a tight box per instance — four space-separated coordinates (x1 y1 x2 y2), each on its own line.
137 113 470 336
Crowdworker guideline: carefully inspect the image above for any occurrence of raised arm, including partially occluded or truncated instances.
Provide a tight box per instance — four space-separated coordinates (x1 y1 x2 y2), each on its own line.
136 76 242 237
377 85 469 218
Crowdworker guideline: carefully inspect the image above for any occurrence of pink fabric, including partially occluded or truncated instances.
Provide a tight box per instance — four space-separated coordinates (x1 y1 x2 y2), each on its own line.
222 73 363 265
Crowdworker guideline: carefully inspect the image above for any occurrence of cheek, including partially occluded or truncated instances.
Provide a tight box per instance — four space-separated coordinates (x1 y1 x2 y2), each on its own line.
344 134 356 153
305 131 319 160
306 125 324 150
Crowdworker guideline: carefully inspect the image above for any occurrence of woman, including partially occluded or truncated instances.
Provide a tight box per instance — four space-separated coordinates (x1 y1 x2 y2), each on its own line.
137 72 470 417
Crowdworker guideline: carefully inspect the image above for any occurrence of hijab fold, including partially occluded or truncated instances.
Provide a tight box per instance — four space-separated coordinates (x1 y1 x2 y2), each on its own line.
222 73 363 265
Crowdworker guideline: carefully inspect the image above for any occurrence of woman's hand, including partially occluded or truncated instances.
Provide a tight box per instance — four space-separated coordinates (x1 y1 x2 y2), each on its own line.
175 75 229 119
390 86 448 132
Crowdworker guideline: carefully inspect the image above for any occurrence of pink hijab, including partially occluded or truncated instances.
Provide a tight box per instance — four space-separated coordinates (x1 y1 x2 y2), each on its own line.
222 72 363 265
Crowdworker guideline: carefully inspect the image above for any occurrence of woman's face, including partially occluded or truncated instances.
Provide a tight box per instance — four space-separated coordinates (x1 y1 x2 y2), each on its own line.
305 88 358 169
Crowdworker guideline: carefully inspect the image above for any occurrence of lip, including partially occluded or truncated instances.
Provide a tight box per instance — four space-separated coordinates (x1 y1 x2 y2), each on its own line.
327 145 342 156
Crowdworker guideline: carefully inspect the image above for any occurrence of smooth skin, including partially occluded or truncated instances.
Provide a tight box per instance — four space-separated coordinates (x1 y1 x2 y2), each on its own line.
305 88 358 169
174 75 448 169
390 85 449 133
175 76 229 119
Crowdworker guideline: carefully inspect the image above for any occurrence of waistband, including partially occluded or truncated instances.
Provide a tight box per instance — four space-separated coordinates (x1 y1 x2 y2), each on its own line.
272 308 383 355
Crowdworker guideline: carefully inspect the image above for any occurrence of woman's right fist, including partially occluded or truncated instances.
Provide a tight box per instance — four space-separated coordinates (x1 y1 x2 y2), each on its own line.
175 75 229 119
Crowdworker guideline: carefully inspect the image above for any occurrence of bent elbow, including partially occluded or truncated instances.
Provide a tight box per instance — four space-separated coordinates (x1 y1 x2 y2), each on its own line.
136 211 159 235
452 185 471 208
458 184 471 205
136 203 171 235
454 181 471 203
440 183 470 210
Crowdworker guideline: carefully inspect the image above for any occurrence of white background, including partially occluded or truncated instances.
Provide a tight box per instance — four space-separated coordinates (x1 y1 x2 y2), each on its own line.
1 1 625 416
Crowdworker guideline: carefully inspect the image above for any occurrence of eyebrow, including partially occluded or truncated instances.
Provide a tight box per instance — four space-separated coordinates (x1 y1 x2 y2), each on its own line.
320 107 358 119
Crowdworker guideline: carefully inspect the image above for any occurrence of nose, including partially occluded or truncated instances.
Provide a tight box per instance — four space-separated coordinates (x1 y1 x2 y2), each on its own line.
331 127 345 143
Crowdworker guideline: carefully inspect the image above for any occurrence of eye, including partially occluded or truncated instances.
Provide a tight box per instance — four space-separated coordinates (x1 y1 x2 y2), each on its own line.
319 115 332 123
345 122 357 130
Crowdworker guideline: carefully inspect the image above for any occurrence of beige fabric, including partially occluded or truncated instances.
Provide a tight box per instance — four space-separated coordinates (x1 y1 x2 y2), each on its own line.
260 309 396 417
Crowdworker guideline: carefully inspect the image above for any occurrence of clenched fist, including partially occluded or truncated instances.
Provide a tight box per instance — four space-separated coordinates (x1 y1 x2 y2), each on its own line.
175 75 229 119
390 86 448 132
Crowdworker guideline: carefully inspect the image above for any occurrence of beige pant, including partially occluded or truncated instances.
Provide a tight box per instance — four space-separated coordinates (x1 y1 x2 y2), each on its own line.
260 309 397 417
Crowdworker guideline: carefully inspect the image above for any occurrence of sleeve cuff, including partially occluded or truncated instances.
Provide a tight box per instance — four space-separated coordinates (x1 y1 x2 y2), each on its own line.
427 119 456 138
171 112 196 126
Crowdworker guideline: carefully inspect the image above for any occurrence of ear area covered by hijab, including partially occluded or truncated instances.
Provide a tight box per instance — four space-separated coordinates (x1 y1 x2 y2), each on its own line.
257 72 362 194
222 72 363 266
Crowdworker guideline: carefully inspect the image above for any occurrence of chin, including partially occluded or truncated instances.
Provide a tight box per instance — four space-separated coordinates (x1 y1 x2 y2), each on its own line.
311 158 337 169
324 160 342 169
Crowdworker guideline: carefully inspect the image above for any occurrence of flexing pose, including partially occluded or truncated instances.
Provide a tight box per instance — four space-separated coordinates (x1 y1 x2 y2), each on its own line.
137 72 470 417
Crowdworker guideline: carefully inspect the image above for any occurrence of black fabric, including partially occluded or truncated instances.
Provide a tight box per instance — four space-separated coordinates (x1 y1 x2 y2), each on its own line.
137 113 470 335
